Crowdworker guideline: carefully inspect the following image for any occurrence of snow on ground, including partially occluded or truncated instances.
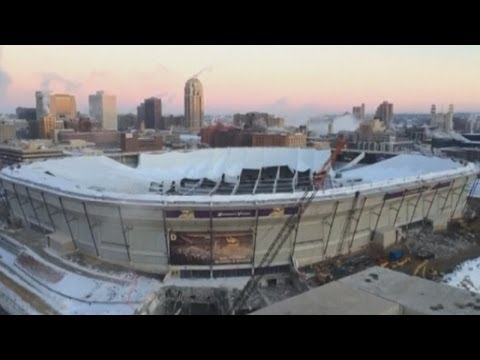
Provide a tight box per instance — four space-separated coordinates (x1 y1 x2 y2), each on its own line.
442 257 480 294
0 232 251 314
0 233 163 314
0 279 40 315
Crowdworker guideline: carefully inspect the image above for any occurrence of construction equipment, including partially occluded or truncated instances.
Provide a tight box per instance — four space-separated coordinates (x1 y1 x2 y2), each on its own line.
230 135 347 314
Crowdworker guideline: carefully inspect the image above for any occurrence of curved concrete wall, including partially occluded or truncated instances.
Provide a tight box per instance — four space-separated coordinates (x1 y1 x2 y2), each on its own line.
0 170 476 276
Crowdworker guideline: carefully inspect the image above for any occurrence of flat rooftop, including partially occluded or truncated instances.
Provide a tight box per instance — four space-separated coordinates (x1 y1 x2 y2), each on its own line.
252 266 480 315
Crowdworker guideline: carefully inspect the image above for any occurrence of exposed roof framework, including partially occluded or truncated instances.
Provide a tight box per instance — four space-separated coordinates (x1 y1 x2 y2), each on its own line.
149 166 315 196
0 148 474 202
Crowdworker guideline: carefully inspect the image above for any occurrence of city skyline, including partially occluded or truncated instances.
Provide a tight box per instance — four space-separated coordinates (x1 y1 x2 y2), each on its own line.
1 45 480 124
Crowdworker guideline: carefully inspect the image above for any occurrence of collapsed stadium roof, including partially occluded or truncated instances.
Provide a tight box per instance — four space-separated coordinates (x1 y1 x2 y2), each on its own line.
0 148 475 204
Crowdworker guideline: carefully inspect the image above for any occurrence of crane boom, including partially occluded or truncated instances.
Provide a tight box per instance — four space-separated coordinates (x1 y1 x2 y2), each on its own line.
230 135 347 314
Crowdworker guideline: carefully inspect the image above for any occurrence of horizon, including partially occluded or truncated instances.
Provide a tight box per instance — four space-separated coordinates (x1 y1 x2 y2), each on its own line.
1 45 480 124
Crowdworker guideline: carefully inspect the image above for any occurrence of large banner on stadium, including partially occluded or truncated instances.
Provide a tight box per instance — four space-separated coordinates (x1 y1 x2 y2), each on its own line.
169 230 254 265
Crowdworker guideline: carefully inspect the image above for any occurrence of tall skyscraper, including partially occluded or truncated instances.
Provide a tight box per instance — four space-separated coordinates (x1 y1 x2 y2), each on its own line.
50 94 77 119
446 104 454 131
39 115 56 139
375 101 394 129
430 104 454 131
35 91 50 121
137 102 146 132
36 91 77 121
184 77 204 134
144 97 163 130
89 91 117 130
352 103 365 120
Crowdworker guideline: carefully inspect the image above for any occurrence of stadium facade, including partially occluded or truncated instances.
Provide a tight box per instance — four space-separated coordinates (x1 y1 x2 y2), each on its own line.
0 148 476 278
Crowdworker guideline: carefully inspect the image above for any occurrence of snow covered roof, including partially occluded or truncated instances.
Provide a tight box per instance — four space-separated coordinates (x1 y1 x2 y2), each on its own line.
341 154 467 183
0 148 475 204
0 148 330 197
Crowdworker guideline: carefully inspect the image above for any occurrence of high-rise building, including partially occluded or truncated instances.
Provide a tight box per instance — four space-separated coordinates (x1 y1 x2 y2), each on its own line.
89 91 118 130
352 103 365 120
36 91 77 121
0 121 16 142
15 107 37 122
431 104 454 131
50 94 77 120
39 115 57 139
137 103 146 132
184 78 204 134
375 101 394 129
144 97 163 130
446 104 454 131
35 91 50 121
251 133 307 148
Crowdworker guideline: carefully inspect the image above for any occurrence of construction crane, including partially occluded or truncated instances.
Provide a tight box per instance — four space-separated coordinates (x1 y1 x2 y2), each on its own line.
229 135 347 314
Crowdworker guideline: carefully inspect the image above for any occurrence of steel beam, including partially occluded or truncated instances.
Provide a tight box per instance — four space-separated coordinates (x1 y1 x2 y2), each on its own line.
292 170 298 193
12 183 28 225
209 180 222 196
161 207 169 261
337 191 360 254
423 188 439 226
323 201 339 257
59 196 77 250
348 196 367 252
251 205 259 275
408 189 424 226
393 192 406 226
370 196 387 241
209 203 214 278
231 177 241 195
451 177 470 220
290 205 303 260
0 180 12 214
467 178 478 198
440 181 455 213
83 202 99 257
118 206 131 262
25 187 43 233
40 191 55 231
252 169 262 195
273 166 281 194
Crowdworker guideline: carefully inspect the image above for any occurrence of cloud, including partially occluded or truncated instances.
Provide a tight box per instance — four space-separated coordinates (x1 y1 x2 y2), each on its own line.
271 97 290 108
264 98 324 126
0 70 11 99
308 114 360 135
41 72 82 92
153 92 177 105
0 45 12 101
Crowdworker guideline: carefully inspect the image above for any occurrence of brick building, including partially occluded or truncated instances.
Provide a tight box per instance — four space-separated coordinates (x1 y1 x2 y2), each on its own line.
120 132 163 152
251 133 306 148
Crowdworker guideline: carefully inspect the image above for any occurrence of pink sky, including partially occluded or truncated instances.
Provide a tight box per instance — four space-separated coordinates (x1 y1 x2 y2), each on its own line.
1 45 480 124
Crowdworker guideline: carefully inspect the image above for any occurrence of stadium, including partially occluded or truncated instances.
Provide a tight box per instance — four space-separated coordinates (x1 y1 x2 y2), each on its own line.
0 147 476 278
